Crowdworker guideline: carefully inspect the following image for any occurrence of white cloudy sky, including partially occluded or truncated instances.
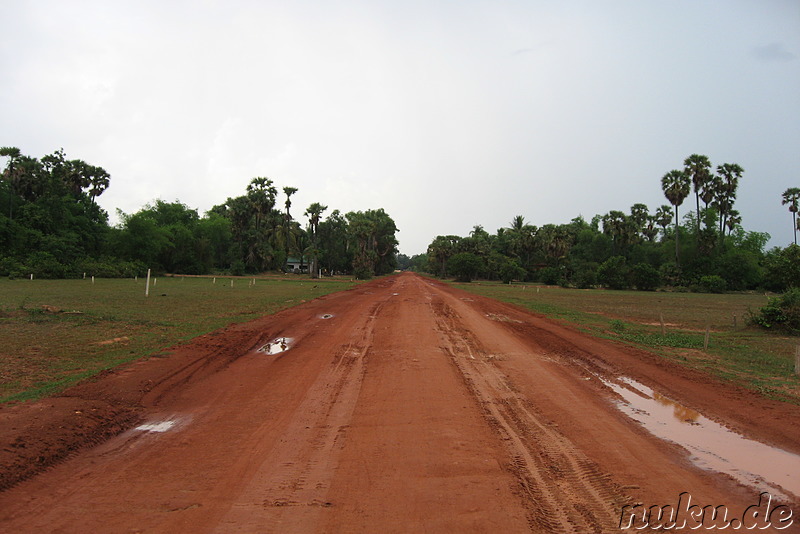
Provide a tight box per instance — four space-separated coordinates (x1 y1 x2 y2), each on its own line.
2 0 798 254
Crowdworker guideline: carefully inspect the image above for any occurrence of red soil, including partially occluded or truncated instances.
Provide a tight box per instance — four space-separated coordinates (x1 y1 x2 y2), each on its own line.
0 272 797 532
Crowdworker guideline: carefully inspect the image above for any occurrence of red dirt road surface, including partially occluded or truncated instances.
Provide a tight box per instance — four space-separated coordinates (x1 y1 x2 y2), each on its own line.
1 272 798 532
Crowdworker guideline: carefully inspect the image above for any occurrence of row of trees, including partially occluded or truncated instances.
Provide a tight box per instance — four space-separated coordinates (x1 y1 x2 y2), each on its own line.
415 154 799 292
0 148 399 279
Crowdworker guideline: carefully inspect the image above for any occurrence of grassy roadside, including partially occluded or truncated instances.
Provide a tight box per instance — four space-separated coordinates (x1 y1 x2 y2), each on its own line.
448 280 800 404
0 275 358 403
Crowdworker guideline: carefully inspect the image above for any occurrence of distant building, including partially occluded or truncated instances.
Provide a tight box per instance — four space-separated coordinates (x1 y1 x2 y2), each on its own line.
285 257 307 273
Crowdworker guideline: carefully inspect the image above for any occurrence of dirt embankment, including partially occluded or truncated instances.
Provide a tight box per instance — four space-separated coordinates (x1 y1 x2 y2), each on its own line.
1 273 798 533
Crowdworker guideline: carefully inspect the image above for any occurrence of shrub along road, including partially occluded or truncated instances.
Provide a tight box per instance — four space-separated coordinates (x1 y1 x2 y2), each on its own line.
0 272 798 532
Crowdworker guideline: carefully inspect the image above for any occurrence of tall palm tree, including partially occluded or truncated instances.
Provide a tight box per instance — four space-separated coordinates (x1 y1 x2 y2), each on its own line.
246 177 277 232
602 210 628 253
305 202 327 278
782 187 800 245
683 154 712 237
629 203 649 242
0 146 21 218
661 170 691 266
87 165 110 205
282 186 298 262
715 163 743 239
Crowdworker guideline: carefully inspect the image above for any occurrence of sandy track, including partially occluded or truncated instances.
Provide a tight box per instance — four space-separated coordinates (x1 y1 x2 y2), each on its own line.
0 272 798 532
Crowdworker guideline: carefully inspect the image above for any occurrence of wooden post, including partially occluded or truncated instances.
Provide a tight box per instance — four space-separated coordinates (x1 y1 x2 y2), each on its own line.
145 268 151 297
733 314 737 329
660 313 666 336
230 279 234 288
795 345 800 377
703 326 710 351
213 277 216 284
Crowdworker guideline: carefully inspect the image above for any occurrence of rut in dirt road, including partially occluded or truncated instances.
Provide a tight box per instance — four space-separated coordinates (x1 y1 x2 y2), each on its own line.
430 295 626 532
0 272 798 533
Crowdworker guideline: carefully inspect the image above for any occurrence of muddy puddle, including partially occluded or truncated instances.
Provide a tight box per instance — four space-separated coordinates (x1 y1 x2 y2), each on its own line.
258 337 293 355
601 376 800 500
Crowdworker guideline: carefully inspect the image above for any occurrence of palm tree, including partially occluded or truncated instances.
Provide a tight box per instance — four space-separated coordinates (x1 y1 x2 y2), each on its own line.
725 210 741 236
642 216 659 243
305 202 327 278
246 177 277 232
629 203 649 242
782 187 800 245
661 170 691 266
715 163 743 239
655 205 673 238
0 146 21 218
602 210 628 253
470 225 488 238
509 215 525 232
283 186 298 263
87 165 110 205
683 154 712 237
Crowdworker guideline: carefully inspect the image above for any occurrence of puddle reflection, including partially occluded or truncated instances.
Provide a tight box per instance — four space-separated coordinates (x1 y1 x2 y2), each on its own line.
601 376 800 500
258 337 293 355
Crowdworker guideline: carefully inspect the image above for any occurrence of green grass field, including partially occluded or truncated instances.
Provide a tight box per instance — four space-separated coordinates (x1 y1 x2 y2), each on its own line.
450 281 800 404
3 274 798 406
0 275 358 403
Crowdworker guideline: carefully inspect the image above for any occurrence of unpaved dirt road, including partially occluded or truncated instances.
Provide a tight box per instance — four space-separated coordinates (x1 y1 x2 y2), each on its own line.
1 272 798 532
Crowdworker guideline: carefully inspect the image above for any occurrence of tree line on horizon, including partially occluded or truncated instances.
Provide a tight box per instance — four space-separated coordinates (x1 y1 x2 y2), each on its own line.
0 147 399 280
405 154 799 292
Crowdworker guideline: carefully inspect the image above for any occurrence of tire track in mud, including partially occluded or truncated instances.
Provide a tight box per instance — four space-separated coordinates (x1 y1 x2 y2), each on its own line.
428 293 629 533
209 298 389 533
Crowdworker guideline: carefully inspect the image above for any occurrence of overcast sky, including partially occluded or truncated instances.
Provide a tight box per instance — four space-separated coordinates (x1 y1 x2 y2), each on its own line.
2 0 798 255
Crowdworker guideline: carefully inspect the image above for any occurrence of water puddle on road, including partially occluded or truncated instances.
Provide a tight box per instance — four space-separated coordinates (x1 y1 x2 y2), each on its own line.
320 313 334 319
135 420 177 433
601 376 800 500
258 337 293 355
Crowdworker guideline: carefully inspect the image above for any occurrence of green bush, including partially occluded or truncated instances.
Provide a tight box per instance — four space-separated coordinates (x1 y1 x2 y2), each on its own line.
695 275 727 294
448 252 484 282
499 260 527 284
229 260 246 276
568 262 598 289
352 266 374 280
631 263 661 291
0 257 26 278
749 288 800 334
763 245 800 291
537 266 562 286
25 251 66 279
597 256 630 290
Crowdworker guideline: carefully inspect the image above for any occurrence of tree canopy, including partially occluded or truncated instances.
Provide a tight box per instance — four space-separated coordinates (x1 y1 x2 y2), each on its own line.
0 148 399 279
420 154 796 293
